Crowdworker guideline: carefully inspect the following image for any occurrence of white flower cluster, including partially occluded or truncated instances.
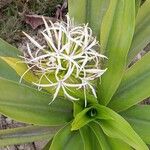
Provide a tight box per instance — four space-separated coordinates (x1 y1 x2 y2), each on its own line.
20 15 107 106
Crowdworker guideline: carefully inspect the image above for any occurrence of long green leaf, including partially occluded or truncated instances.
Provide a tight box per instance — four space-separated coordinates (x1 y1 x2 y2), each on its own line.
89 122 111 150
120 105 150 144
0 126 60 147
135 0 141 15
127 0 150 64
0 58 20 81
109 52 150 112
71 107 96 130
72 104 148 149
95 105 148 150
68 0 86 24
106 138 133 150
50 123 83 150
1 57 97 104
80 125 102 150
0 38 21 57
0 77 72 126
71 105 112 131
1 57 39 83
89 122 132 150
1 56 59 95
68 0 109 38
98 0 135 105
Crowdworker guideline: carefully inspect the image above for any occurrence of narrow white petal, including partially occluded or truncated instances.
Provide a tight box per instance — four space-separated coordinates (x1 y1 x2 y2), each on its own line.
87 83 97 98
49 83 61 105
84 86 87 107
58 26 62 51
79 54 88 73
62 85 79 101
63 82 85 88
33 82 58 87
23 32 43 49
41 31 58 53
85 69 106 74
26 43 34 59
42 16 52 38
19 65 36 83
63 63 74 81
49 20 58 40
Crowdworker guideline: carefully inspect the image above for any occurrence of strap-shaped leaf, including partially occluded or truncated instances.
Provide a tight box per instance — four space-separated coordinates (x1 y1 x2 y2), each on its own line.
0 38 21 57
109 52 150 112
95 105 148 150
80 125 102 150
0 126 60 147
1 57 39 83
120 105 150 144
68 0 109 38
0 77 72 126
71 105 112 131
135 0 141 15
80 123 131 150
98 0 135 105
89 122 132 150
0 58 20 81
50 123 83 150
128 0 150 64
106 138 133 150
0 56 57 94
89 122 111 150
71 107 96 130
1 57 97 105
72 104 148 150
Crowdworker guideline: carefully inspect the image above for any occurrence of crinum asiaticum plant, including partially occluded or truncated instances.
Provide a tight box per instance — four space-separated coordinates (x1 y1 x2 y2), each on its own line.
0 0 150 149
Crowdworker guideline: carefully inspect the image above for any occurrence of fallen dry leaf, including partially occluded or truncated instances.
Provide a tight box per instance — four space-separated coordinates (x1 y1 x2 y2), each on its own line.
25 14 56 30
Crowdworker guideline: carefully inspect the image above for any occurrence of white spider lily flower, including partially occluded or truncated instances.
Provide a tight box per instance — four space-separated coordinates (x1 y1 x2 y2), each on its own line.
20 15 107 106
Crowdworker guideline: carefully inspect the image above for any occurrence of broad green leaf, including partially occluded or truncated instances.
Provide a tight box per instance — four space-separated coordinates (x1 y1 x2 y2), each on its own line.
127 0 150 64
0 38 21 57
0 56 56 94
0 126 60 147
68 0 86 24
95 105 148 150
106 138 133 150
1 57 39 83
80 125 101 150
98 0 135 105
0 77 72 126
0 58 20 81
121 105 150 144
71 105 112 131
89 122 132 150
71 107 96 130
73 102 83 117
50 123 83 150
68 0 109 38
121 105 150 121
109 52 150 112
89 122 111 150
1 57 97 103
72 104 147 149
135 0 141 15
